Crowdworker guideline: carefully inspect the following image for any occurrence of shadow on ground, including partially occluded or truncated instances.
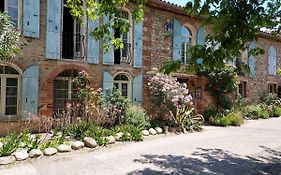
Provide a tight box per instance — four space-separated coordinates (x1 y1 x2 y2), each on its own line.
128 147 281 175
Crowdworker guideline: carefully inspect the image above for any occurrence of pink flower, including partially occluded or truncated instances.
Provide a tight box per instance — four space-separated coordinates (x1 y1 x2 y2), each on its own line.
97 88 103 94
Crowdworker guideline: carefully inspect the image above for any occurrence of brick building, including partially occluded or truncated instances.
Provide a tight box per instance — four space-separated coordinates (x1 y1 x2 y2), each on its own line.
0 0 280 132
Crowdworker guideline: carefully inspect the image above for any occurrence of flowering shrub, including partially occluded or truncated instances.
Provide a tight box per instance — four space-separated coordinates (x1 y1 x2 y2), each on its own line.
148 71 193 109
148 70 202 132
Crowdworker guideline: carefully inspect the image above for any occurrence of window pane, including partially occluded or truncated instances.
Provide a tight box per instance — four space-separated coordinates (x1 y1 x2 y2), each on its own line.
6 78 18 86
5 106 17 115
121 83 128 97
8 0 18 7
5 78 18 115
53 80 69 111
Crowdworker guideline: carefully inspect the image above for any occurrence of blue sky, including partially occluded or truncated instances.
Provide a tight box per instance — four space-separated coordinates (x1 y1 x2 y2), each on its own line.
165 0 190 6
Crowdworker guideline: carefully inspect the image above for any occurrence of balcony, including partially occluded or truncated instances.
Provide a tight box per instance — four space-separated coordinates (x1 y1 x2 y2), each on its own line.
62 32 86 60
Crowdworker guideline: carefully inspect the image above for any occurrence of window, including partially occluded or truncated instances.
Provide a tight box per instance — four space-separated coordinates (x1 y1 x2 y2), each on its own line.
268 83 277 94
0 0 21 28
0 65 20 116
238 81 247 98
181 27 192 64
113 74 131 99
62 2 85 60
53 70 79 112
114 9 132 64
236 50 248 76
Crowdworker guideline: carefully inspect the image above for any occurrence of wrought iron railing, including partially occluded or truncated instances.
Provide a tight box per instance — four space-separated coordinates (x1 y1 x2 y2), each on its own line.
62 32 86 60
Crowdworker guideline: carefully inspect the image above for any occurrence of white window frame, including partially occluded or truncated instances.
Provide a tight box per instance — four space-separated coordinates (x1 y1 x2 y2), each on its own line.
0 73 21 117
3 0 22 30
181 26 192 64
113 73 132 100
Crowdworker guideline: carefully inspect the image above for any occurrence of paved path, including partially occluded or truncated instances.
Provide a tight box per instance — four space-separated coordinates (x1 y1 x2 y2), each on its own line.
1 118 281 175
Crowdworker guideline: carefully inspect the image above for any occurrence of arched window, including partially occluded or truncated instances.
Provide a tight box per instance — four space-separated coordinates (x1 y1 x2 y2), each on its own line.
113 74 131 99
53 70 79 112
0 65 20 115
181 26 192 64
114 8 132 64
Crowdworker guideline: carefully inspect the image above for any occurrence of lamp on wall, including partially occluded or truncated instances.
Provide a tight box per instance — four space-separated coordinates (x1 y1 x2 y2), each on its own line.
165 22 173 36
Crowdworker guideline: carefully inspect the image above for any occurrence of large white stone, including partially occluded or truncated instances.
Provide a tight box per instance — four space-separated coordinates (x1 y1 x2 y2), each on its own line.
0 156 16 165
14 150 29 161
155 127 163 134
29 149 43 158
142 130 150 136
148 128 157 135
115 132 124 141
83 137 98 148
43 148 58 156
106 136 116 144
57 144 72 153
71 141 84 150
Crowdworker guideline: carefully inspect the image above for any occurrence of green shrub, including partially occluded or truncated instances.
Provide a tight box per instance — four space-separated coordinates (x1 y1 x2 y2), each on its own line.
114 124 143 142
242 105 261 119
0 133 20 156
125 104 150 130
203 107 218 121
210 111 244 127
260 93 279 105
210 115 230 127
63 121 98 140
272 106 281 117
41 129 65 149
257 109 270 119
20 130 41 151
226 112 244 126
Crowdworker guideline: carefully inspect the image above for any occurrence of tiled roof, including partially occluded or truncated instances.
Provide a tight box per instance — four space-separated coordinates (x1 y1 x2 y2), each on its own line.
157 0 185 8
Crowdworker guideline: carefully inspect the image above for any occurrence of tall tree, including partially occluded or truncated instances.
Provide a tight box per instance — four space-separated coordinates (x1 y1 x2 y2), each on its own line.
0 12 21 60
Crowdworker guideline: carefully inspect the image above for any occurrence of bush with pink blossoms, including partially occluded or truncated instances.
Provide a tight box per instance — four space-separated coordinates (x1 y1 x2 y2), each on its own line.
148 71 193 109
148 70 203 132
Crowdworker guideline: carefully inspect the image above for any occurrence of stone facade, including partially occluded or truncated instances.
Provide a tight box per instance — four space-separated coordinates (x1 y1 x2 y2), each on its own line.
0 0 281 134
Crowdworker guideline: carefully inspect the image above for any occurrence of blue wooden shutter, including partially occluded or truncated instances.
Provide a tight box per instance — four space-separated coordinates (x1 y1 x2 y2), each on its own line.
249 42 256 78
173 18 182 61
268 46 277 76
23 0 40 38
103 71 113 94
102 15 114 64
133 21 143 68
88 19 99 64
7 0 19 28
133 74 143 106
196 27 205 64
46 0 61 59
22 65 40 118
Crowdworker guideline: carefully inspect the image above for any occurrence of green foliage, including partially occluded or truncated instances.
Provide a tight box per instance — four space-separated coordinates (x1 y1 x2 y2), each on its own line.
41 129 65 149
20 130 41 151
184 0 279 71
260 93 279 106
173 105 204 132
203 107 218 122
65 0 146 50
160 60 181 75
63 121 97 140
203 67 238 109
124 104 150 130
226 112 244 126
272 106 281 117
243 105 261 120
0 12 21 60
103 89 129 126
0 133 20 156
114 124 143 142
209 111 244 127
